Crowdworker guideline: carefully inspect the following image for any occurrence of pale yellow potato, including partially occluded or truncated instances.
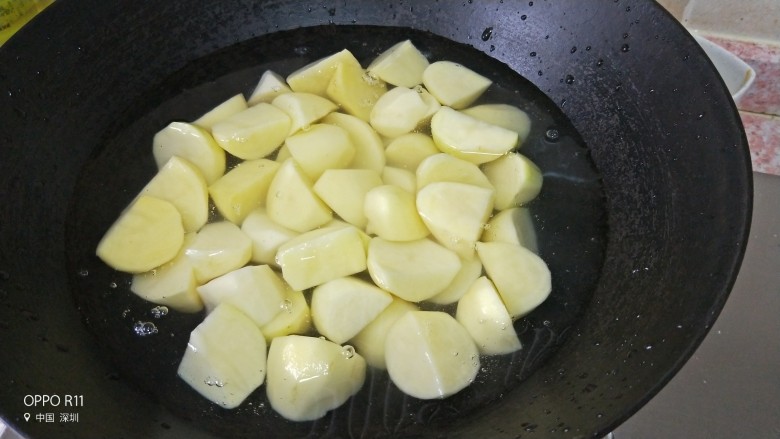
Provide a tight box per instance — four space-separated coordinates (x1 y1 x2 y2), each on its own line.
274 144 291 163
426 257 483 305
285 124 355 180
140 156 208 232
456 276 522 355
326 60 387 121
271 92 337 135
96 195 184 273
313 168 383 229
364 185 429 242
276 225 367 291
381 166 417 194
366 40 430 88
260 289 311 343
462 103 532 142
385 132 439 171
196 265 287 327
311 276 393 344
481 152 543 209
366 237 462 302
177 303 267 409
240 208 298 266
286 49 363 96
416 153 493 190
350 297 418 369
184 221 252 284
416 85 442 122
211 103 291 160
266 159 332 233
152 121 226 185
385 311 479 399
422 60 492 109
476 241 551 319
369 86 430 138
248 70 292 105
322 111 386 173
430 107 519 164
416 182 494 258
208 159 280 225
481 207 538 254
193 94 248 131
266 335 366 421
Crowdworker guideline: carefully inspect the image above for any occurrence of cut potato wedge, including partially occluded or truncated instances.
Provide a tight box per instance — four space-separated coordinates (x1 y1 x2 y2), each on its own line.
416 153 493 191
481 152 543 209
326 60 387 121
285 123 355 180
140 156 209 232
208 159 280 225
427 257 483 305
366 40 429 88
152 121 226 185
369 86 430 138
271 92 337 135
381 166 417 194
248 70 292 105
456 276 522 355
422 60 492 109
266 159 332 233
481 207 538 253
193 94 248 131
461 103 531 142
211 103 291 160
431 107 519 164
184 221 252 284
260 289 311 343
96 195 184 273
350 297 418 369
287 49 363 96
312 276 393 344
385 133 439 171
241 208 298 266
177 303 267 409
364 185 429 241
321 111 386 173
313 168 383 229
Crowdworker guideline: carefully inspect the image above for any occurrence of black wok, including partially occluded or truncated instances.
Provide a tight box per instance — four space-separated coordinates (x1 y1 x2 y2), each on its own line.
0 1 751 438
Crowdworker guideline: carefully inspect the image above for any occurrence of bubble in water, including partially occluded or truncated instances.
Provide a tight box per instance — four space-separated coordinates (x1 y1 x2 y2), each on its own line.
121 308 131 318
481 27 493 41
342 345 355 359
133 321 158 336
150 306 169 319
109 282 117 289
545 128 560 142
77 269 89 277
293 46 309 56
204 376 225 387
621 44 630 52
280 299 293 313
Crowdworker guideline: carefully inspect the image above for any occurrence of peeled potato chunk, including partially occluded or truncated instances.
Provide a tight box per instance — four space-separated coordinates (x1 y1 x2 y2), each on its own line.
322 111 386 173
152 121 226 185
385 133 439 171
350 297 417 369
208 159 280 225
427 257 483 305
248 70 292 105
364 185 429 242
276 225 367 291
326 59 387 121
266 159 332 233
184 221 252 284
476 241 551 319
461 103 532 142
385 311 480 399
422 60 492 109
381 166 417 194
196 265 287 327
260 289 311 343
177 303 267 409
193 94 248 131
287 49 363 96
241 208 298 266
96 195 184 273
416 153 494 191
313 169 383 229
431 107 519 165
312 276 393 344
481 152 543 209
140 156 209 232
456 276 522 355
266 335 366 421
211 103 291 160
271 92 337 135
369 86 430 138
366 237 461 302
367 40 430 88
481 207 539 254
285 123 355 180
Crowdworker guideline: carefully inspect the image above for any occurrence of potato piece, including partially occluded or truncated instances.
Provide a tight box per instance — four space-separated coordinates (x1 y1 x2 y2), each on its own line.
456 276 522 355
285 124 355 180
476 241 551 319
274 144 291 163
430 107 519 164
208 159 280 225
313 169 383 229
366 237 461 302
241 208 298 266
276 225 367 291
385 311 479 399
381 166 417 194
369 86 430 138
184 221 252 284
193 94 248 131
266 335 366 421
266 159 332 233
322 111 385 173
422 61 492 109
287 49 363 96
385 133 439 171
326 60 387 121
211 103 291 160
248 70 292 105
260 289 311 343
364 185 429 241
153 122 226 184
416 153 493 190
427 257 483 305
177 303 267 409
481 207 538 253
312 276 393 344
417 85 442 122
366 40 430 88
481 152 543 209
271 92 337 135
416 182 494 258
461 103 532 142
196 265 287 327
130 235 203 313
96 196 184 273
350 297 417 369
140 156 209 232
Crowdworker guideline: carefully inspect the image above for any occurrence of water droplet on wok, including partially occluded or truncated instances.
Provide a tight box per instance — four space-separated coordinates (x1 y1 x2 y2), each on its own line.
621 44 630 52
481 27 493 41
133 321 158 336
565 74 575 84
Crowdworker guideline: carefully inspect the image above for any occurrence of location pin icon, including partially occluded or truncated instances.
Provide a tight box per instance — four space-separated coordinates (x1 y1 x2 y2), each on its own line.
23 413 30 422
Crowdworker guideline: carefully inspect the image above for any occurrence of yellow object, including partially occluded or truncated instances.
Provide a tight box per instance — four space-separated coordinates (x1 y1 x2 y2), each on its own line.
0 0 53 46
